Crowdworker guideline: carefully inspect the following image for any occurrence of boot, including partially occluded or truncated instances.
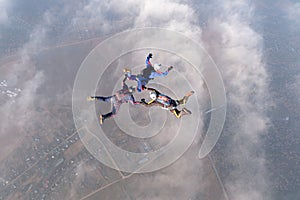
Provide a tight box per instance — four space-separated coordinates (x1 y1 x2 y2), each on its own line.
87 96 95 101
99 115 104 125
179 108 192 117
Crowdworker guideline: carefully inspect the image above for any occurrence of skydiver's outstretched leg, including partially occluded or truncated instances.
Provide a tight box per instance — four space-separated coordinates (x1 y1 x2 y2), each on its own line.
136 76 148 92
87 96 113 103
123 69 148 92
171 108 192 119
123 69 143 92
100 108 115 125
87 95 118 124
176 91 195 106
99 102 121 124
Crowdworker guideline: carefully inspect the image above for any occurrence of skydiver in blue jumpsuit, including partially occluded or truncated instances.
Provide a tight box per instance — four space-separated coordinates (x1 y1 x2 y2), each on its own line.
140 86 194 118
87 77 141 124
123 53 173 92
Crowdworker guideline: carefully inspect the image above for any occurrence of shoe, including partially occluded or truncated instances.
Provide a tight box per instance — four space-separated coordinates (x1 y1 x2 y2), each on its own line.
87 96 95 101
99 115 104 125
185 91 195 97
180 108 192 117
123 68 131 73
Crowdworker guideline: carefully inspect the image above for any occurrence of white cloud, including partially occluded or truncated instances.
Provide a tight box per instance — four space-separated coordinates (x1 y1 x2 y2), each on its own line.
0 24 47 133
0 10 49 162
134 0 201 38
71 0 140 34
128 149 208 199
203 0 271 199
71 0 202 40
0 61 45 162
0 0 9 24
286 2 300 23
0 0 273 198
67 0 272 199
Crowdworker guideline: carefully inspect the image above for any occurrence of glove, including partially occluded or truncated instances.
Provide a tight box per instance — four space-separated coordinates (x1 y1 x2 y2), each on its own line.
148 53 153 58
168 66 173 71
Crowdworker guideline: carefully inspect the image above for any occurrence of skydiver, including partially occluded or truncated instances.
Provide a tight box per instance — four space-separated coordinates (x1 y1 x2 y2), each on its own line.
123 53 173 92
143 53 174 79
87 77 140 124
140 86 194 119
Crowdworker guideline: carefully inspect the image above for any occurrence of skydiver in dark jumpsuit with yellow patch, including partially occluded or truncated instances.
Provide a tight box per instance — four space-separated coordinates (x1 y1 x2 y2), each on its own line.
140 86 194 118
87 77 140 124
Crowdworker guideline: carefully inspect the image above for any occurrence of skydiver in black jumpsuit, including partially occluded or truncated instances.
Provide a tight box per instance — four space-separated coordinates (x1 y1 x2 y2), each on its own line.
140 86 194 118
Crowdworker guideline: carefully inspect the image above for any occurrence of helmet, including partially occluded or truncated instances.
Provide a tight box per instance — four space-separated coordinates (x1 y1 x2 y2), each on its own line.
149 91 157 100
153 63 161 71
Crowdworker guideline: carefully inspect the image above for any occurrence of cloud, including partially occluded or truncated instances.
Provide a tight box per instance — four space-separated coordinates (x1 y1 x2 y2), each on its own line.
71 0 140 35
0 65 44 127
67 0 272 199
0 9 49 163
203 0 271 199
0 0 273 199
127 147 209 200
0 59 45 162
67 0 211 199
286 2 300 23
70 0 202 40
0 0 9 25
133 0 202 39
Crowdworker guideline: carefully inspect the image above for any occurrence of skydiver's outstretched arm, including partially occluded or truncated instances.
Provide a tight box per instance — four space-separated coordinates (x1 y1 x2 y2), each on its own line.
87 96 113 103
148 66 173 79
140 98 160 107
149 70 169 78
128 95 141 105
171 108 182 118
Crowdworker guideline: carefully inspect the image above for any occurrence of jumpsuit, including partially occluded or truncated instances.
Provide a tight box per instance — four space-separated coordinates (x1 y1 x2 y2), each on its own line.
140 88 186 118
125 55 170 92
92 81 139 122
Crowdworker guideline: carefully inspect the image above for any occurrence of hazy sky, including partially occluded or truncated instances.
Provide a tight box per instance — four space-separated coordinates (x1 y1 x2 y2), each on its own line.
0 0 300 199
